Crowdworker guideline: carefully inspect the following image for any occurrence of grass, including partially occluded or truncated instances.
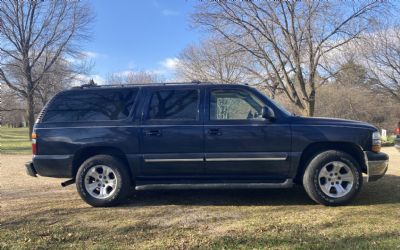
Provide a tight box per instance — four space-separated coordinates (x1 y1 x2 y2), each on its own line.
0 127 31 154
382 135 397 147
0 132 399 248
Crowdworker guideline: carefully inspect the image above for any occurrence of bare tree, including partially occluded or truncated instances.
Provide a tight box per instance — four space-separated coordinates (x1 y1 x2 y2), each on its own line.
363 25 400 102
34 57 92 106
0 85 25 127
335 59 368 87
271 60 400 130
107 70 163 85
192 1 386 116
177 38 249 84
316 84 399 131
0 0 93 137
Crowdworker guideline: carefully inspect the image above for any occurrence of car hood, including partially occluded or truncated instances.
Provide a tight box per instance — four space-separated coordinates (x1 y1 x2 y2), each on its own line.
290 116 377 131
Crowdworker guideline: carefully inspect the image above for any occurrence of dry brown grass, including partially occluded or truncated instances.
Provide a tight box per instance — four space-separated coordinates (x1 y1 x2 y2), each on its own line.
1 148 399 249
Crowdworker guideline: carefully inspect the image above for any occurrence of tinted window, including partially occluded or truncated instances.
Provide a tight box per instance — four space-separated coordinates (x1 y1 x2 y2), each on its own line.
42 89 137 122
146 89 199 120
210 89 264 120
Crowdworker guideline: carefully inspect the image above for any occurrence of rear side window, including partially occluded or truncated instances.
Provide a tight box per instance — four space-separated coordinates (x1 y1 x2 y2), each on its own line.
146 89 199 120
42 89 138 122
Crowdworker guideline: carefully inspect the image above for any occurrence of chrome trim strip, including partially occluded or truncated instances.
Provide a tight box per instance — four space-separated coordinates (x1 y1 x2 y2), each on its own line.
144 156 287 163
144 158 204 163
33 154 73 160
206 157 287 162
136 179 293 190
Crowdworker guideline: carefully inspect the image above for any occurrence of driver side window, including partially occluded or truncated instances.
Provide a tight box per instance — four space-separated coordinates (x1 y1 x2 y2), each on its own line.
210 89 264 120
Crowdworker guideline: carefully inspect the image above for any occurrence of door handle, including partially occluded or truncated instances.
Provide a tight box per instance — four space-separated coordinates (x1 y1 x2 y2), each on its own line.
208 128 222 136
144 129 162 136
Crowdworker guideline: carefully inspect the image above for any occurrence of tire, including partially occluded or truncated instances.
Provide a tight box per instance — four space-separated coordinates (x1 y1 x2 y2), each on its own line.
303 150 363 206
76 155 131 207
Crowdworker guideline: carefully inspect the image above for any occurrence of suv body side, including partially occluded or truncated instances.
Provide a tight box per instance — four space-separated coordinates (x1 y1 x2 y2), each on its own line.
31 83 385 184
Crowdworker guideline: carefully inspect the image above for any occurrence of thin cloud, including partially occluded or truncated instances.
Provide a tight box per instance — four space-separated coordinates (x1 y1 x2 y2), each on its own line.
82 51 107 59
107 57 180 83
71 74 105 86
161 9 179 16
83 51 99 58
160 57 180 70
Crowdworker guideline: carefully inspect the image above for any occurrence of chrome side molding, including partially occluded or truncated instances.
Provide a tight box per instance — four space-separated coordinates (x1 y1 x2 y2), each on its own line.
144 158 204 163
206 157 287 162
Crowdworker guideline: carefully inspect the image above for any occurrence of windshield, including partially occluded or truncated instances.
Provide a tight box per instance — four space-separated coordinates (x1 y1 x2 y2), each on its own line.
268 98 293 116
252 87 293 116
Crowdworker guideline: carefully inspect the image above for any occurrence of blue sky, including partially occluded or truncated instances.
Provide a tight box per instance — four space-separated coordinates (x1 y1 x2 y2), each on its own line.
84 0 202 83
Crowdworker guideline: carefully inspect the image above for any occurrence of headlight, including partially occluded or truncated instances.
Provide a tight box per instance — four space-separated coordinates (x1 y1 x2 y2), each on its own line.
372 131 381 153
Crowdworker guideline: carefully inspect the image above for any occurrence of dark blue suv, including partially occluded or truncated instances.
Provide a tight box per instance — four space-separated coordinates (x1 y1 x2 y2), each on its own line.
25 83 389 207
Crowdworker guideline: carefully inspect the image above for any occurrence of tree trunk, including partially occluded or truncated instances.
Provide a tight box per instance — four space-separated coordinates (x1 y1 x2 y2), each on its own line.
300 95 316 117
307 90 316 117
27 94 35 139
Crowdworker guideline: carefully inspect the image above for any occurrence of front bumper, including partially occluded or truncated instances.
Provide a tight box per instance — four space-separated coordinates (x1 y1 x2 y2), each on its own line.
395 137 400 152
364 151 389 182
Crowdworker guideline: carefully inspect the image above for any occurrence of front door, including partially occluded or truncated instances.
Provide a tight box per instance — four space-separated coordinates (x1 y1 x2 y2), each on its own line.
204 87 291 180
140 86 204 177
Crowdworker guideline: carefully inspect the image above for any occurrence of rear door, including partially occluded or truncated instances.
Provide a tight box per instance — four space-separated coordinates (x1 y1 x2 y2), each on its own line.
139 86 205 176
204 86 291 180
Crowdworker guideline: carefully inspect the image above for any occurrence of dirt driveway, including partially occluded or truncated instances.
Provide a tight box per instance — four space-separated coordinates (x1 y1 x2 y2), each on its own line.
1 148 399 249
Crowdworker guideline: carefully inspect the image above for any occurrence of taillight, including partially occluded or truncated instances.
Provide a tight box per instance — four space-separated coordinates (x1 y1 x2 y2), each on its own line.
32 133 37 155
396 127 400 135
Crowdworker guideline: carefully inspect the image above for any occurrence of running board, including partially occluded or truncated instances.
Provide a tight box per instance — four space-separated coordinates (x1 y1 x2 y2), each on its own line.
135 179 293 190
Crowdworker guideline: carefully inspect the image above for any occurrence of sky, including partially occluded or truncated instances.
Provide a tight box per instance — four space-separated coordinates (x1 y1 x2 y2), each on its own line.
84 0 202 83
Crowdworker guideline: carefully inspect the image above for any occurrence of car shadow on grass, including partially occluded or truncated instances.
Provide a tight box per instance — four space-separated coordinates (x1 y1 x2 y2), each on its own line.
123 174 400 207
354 174 400 206
126 186 313 207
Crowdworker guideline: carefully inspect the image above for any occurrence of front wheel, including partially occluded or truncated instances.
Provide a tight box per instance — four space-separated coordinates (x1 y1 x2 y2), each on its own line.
303 150 363 206
76 155 131 207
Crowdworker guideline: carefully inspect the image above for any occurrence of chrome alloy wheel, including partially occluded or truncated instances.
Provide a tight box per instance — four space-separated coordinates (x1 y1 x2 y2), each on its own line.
318 161 354 198
84 165 118 199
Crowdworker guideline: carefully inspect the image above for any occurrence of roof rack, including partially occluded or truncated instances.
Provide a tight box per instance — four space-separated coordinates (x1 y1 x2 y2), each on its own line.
71 81 218 89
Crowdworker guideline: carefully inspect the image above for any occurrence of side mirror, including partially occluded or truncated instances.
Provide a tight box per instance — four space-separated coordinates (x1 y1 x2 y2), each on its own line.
261 106 275 120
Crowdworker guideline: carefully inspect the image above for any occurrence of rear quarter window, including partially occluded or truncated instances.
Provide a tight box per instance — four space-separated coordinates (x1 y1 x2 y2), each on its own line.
42 88 138 122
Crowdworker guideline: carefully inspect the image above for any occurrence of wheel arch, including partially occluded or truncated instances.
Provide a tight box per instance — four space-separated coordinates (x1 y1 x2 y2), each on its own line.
72 146 133 181
295 142 366 184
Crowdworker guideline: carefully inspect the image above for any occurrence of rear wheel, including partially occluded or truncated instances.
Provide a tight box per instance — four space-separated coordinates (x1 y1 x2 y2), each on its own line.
76 155 131 207
303 150 362 206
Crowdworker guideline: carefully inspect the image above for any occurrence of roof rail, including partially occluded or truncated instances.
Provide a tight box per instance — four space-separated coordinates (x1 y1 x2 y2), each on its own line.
71 81 220 90
75 83 99 89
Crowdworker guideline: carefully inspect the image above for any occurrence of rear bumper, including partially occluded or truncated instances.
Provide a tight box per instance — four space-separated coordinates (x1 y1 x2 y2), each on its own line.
25 155 74 178
364 151 389 182
25 161 37 177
